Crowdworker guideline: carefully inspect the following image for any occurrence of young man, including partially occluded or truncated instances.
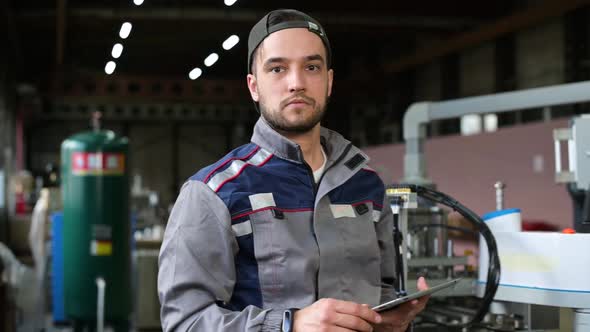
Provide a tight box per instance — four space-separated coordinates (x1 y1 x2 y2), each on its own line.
158 9 429 332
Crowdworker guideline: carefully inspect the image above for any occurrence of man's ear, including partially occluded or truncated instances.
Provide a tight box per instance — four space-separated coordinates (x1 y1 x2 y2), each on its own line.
327 68 334 97
247 74 259 102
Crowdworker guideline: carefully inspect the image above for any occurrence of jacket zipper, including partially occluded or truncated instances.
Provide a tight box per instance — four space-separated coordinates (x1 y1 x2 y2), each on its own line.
304 162 318 195
316 142 353 186
304 142 352 206
305 142 353 300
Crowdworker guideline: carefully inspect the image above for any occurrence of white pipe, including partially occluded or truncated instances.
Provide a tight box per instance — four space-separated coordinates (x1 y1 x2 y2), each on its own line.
403 80 590 185
96 277 106 332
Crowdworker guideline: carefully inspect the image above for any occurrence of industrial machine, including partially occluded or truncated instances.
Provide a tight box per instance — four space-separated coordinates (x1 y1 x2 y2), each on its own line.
61 123 132 332
554 115 590 233
396 81 590 331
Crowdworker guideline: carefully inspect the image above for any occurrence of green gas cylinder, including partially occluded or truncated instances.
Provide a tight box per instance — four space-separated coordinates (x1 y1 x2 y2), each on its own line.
61 129 131 327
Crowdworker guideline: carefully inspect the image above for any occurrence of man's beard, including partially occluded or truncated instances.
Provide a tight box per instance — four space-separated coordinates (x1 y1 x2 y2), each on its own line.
259 93 328 134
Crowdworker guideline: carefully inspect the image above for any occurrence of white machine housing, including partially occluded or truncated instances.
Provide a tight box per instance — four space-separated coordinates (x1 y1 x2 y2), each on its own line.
479 231 590 308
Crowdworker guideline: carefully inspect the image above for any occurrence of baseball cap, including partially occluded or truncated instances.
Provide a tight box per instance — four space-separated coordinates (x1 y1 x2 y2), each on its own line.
247 9 332 74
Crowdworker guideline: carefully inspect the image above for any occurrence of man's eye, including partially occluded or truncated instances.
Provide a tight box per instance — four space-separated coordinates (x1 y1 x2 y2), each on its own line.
270 67 284 73
307 65 320 71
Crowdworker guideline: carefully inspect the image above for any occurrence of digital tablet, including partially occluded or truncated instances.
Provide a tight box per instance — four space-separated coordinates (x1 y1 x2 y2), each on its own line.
372 278 461 313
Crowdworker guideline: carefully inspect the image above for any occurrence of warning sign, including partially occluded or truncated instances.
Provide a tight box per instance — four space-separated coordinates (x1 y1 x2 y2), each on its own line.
72 152 125 176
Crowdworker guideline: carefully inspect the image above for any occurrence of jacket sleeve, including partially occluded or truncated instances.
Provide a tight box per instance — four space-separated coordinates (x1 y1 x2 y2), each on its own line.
157 180 283 331
376 196 397 303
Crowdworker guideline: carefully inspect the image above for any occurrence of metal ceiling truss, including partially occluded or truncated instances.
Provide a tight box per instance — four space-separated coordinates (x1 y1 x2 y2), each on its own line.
385 0 590 73
49 74 250 103
18 8 482 30
40 99 254 123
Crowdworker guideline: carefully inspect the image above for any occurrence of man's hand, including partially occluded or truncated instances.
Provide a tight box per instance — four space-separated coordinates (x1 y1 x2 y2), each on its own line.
373 277 430 332
293 298 383 332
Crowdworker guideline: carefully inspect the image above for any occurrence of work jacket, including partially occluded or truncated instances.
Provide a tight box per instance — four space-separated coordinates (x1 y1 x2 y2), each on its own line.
158 118 396 331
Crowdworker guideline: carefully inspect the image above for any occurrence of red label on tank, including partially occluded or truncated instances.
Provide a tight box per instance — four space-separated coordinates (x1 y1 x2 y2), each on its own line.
72 152 125 176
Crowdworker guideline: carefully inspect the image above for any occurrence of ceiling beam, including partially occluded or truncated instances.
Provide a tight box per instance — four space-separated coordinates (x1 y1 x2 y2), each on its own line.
17 7 483 30
56 0 67 67
43 71 392 105
384 0 590 74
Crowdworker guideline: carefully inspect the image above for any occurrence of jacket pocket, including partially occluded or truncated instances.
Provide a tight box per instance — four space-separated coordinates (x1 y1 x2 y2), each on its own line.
333 202 380 264
329 202 382 304
249 209 285 297
248 208 318 309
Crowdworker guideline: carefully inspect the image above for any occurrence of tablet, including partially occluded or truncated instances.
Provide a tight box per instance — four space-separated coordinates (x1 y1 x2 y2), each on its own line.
372 278 461 313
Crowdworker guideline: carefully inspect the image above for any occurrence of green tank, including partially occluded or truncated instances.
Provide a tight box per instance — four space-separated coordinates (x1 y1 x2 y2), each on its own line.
61 130 131 329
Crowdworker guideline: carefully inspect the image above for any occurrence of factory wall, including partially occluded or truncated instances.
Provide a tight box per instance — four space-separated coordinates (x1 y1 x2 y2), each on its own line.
414 61 441 102
128 123 231 205
28 121 89 175
460 43 495 96
176 123 233 185
363 118 573 229
516 19 565 89
127 124 176 205
412 40 499 102
411 18 567 115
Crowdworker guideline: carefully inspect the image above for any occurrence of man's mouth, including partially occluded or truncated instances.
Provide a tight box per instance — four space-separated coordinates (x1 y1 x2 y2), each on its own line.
283 96 314 109
287 99 309 106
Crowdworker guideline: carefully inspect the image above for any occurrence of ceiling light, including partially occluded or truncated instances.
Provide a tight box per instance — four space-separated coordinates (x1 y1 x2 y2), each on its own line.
119 22 132 39
204 53 219 67
133 0 144 5
111 43 124 58
189 68 203 80
222 35 240 50
224 0 238 6
105 61 116 75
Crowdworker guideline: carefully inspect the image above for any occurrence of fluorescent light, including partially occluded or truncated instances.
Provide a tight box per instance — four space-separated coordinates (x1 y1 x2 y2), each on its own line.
111 43 124 58
224 0 237 6
222 35 240 50
189 68 202 80
105 61 117 75
133 0 144 5
119 22 132 39
204 53 219 67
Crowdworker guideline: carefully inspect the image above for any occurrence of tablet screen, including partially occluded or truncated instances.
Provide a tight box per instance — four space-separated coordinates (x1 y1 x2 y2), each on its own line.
372 278 461 313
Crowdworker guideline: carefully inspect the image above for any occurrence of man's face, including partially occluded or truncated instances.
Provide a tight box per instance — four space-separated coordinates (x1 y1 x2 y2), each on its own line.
247 28 333 134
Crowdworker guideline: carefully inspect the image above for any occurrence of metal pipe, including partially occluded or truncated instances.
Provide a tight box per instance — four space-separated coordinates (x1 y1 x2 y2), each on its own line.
96 277 106 332
403 80 590 184
494 182 505 211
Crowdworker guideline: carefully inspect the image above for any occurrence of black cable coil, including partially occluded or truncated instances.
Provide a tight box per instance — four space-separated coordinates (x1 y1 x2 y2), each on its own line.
390 184 501 329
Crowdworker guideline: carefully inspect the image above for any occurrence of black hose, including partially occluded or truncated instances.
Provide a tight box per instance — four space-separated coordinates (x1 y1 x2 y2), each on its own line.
392 212 406 295
390 184 501 328
409 223 479 237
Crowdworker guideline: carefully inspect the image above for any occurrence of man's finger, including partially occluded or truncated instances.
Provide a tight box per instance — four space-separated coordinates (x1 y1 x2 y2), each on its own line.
417 276 429 291
332 312 375 332
332 300 382 324
330 327 361 332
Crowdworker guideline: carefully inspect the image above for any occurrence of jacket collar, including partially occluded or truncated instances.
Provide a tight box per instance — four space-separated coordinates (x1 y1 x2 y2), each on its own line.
250 117 355 165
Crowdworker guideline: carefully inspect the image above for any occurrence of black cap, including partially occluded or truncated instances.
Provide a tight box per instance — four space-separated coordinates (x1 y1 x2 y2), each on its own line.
247 9 331 74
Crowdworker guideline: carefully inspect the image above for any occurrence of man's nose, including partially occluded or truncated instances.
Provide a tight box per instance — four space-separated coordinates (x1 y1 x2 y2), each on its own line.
287 69 306 93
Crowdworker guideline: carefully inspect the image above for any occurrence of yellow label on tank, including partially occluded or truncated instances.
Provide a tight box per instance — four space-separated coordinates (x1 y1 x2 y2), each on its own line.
91 240 113 256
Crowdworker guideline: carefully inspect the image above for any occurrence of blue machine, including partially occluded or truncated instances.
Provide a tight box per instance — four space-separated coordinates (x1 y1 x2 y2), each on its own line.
51 212 66 323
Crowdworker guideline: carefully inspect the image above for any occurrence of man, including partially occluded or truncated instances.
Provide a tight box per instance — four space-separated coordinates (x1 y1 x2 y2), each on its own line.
158 9 429 332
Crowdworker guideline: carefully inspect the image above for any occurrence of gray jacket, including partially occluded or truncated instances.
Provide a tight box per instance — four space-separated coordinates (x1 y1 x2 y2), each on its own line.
158 118 396 331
